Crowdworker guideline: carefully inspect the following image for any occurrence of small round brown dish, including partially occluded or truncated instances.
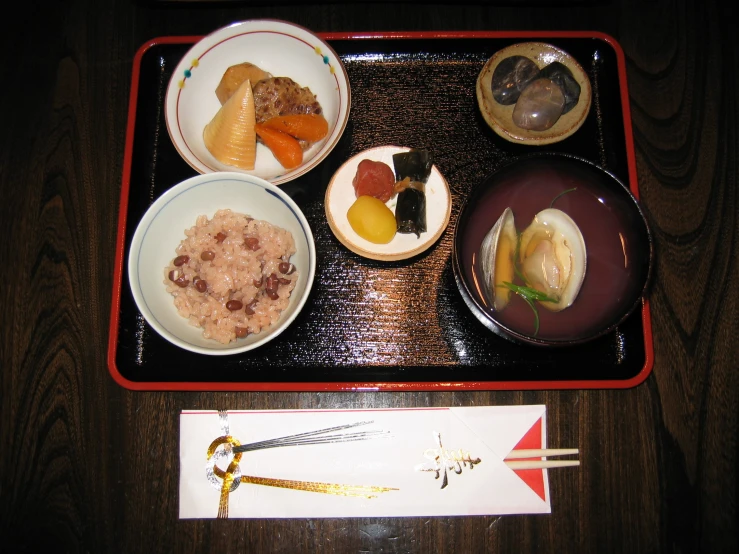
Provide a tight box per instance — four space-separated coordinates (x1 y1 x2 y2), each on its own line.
452 152 652 347
477 42 592 145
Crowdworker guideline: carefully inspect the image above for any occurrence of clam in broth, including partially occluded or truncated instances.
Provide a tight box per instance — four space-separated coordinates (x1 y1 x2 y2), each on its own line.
479 207 517 311
518 208 586 312
479 205 587 331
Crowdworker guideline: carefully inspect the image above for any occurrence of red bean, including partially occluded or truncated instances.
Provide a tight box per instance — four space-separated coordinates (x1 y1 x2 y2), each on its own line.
266 291 279 300
243 237 260 251
215 232 227 243
278 262 296 275
265 273 279 294
173 255 189 267
253 276 263 287
278 277 291 285
168 269 189 287
235 327 249 338
244 299 258 315
226 300 243 311
200 250 215 261
193 277 207 293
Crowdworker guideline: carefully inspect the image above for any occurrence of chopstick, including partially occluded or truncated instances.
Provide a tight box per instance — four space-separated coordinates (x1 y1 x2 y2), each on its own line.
505 460 580 470
504 448 579 470
504 448 579 459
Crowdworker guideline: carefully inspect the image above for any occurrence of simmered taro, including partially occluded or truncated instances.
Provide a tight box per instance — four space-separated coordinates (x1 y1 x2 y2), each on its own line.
491 56 540 105
539 62 581 114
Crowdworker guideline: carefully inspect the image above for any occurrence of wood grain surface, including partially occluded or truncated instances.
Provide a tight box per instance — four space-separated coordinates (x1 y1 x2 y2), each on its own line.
0 1 736 553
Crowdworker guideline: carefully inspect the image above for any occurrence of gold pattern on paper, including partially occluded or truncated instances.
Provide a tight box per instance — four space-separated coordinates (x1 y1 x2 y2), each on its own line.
240 475 396 498
206 429 397 519
415 431 482 489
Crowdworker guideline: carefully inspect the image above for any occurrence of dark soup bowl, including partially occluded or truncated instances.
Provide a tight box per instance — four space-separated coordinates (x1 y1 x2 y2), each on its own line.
452 152 653 347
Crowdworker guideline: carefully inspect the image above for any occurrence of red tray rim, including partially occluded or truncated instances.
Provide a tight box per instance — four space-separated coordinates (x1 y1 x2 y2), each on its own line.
107 29 654 391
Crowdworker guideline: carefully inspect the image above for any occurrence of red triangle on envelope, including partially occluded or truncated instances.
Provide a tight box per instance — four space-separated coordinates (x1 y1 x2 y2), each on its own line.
511 417 547 501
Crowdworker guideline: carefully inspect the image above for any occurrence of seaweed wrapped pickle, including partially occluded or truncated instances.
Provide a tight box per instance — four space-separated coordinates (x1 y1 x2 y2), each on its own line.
395 187 426 237
392 149 432 237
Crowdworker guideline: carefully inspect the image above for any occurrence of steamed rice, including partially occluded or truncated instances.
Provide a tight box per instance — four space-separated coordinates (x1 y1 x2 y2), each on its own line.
164 209 298 344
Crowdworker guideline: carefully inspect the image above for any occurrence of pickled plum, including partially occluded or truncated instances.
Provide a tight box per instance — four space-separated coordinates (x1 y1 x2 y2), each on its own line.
352 159 396 203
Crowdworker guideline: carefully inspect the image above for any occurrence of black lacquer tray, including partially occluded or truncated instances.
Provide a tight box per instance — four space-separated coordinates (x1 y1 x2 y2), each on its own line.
107 31 654 391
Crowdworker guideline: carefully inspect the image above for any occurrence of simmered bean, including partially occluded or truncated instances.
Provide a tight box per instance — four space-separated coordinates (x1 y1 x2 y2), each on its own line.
200 250 215 261
235 327 249 338
244 299 258 315
266 290 279 300
265 273 279 294
226 300 243 311
173 255 189 266
215 232 227 243
193 277 207 293
243 237 260 251
278 262 295 275
168 270 190 288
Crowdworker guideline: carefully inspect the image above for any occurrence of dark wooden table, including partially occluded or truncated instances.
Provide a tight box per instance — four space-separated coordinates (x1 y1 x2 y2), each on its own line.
1 1 736 552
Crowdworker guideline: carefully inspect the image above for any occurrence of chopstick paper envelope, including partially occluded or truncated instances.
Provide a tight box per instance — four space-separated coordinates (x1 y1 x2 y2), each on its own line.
179 405 551 518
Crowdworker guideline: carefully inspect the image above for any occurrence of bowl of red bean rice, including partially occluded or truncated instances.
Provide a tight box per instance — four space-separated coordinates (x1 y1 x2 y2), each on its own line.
128 172 316 355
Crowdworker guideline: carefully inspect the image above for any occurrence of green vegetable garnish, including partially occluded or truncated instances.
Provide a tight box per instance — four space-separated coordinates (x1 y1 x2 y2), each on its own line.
499 282 558 335
501 282 559 303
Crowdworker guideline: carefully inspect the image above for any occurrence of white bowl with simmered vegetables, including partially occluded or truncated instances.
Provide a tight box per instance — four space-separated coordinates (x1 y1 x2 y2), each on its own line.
165 19 350 185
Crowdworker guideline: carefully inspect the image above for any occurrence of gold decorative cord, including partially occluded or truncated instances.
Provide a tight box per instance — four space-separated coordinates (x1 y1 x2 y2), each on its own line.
239 475 397 498
205 413 397 518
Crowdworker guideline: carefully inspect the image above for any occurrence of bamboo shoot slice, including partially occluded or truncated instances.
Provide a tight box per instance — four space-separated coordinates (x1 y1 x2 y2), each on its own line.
203 78 257 170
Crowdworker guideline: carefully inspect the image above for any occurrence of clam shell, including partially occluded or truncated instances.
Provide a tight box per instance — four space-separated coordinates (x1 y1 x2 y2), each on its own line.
203 78 257 170
519 208 586 311
479 207 517 311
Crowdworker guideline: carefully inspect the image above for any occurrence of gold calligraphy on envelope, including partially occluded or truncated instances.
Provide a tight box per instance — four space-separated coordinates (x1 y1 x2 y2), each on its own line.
414 431 482 489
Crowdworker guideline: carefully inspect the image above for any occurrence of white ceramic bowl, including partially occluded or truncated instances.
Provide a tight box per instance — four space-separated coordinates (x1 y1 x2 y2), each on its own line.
165 19 350 185
128 172 316 355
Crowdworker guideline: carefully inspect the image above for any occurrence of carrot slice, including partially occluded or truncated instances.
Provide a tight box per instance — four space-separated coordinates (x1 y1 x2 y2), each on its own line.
261 114 329 142
255 124 303 169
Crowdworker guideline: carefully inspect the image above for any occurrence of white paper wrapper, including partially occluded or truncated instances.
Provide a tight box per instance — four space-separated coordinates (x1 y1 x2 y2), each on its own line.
179 405 553 518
